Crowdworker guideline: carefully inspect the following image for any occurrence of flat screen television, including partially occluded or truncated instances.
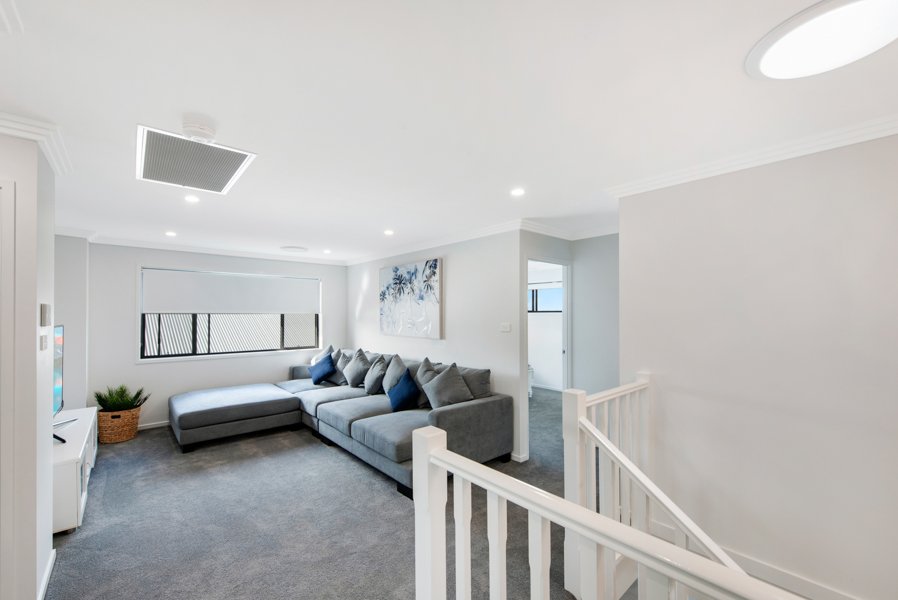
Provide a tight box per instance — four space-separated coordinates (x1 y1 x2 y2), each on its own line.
53 325 64 416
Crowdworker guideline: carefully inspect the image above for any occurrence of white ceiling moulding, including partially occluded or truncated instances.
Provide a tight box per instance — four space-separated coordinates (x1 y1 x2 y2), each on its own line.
0 112 72 175
346 220 526 266
606 113 898 199
519 219 619 241
55 227 98 241
0 0 23 34
87 236 345 267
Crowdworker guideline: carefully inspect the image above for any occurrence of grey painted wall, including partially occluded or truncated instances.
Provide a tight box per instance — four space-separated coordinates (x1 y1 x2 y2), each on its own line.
619 135 898 600
54 235 90 409
571 234 619 392
87 244 347 427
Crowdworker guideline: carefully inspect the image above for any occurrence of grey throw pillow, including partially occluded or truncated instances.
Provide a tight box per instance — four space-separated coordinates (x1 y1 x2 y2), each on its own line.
456 366 492 398
343 349 371 388
423 363 474 409
311 344 334 365
364 354 388 394
417 357 439 387
326 350 349 385
382 355 407 393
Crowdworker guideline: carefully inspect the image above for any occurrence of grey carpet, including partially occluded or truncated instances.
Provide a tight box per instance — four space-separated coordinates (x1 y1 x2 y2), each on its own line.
47 389 635 599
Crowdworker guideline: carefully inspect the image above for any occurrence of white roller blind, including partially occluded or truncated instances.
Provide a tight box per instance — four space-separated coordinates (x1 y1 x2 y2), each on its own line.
141 268 320 314
528 281 562 290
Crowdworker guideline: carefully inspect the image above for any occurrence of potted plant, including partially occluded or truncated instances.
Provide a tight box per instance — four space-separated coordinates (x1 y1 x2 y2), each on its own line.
94 385 150 444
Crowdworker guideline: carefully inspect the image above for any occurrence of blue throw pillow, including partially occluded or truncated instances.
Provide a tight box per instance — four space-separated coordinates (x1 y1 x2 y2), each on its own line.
388 369 419 412
309 353 336 385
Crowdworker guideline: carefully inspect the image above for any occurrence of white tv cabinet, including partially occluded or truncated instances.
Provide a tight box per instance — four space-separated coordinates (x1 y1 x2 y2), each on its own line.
52 407 98 534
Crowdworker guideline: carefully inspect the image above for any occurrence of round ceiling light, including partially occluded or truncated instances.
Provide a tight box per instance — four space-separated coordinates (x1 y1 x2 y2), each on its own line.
184 194 200 203
510 187 526 197
384 229 394 236
165 231 177 237
280 245 308 253
746 0 898 79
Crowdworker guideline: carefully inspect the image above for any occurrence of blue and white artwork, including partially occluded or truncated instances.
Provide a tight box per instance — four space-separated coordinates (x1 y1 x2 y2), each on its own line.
379 258 441 339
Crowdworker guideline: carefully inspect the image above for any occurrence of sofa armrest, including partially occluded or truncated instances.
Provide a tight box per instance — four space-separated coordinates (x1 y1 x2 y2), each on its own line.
289 364 312 380
427 394 513 463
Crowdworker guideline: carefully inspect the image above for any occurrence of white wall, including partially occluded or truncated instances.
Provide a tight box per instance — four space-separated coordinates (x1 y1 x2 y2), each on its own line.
54 235 89 409
346 231 525 458
527 312 563 389
88 244 347 427
619 135 898 600
571 234 619 392
0 135 54 600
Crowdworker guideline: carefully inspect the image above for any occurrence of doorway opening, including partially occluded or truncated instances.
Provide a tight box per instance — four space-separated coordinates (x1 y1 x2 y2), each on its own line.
526 259 570 460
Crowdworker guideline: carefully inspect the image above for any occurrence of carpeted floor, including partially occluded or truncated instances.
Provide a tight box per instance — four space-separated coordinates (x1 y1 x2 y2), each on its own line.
47 388 634 599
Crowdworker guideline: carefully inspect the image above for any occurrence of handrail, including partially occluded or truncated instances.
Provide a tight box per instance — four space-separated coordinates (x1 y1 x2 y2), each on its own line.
425 441 804 600
578 417 744 572
585 380 650 407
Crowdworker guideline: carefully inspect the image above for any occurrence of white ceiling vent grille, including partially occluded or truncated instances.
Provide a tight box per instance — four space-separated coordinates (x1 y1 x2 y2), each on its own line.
136 125 255 194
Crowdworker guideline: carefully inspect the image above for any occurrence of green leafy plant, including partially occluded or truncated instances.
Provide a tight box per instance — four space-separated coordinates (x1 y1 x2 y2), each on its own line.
93 385 150 412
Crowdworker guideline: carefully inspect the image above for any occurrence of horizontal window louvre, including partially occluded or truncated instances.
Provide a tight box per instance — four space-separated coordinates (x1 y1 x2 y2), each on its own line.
141 268 320 314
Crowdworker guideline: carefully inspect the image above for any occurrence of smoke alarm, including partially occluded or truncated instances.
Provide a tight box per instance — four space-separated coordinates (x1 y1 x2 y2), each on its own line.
136 125 256 194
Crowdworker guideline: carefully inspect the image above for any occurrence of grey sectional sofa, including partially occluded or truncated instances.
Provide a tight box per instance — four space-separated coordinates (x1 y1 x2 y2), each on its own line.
168 349 514 495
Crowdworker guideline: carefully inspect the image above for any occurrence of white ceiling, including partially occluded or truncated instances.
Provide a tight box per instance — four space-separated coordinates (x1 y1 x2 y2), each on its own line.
2 1 897 263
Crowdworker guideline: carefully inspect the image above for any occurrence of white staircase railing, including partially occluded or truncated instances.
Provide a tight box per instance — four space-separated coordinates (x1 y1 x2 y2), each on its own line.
564 374 748 600
413 425 806 600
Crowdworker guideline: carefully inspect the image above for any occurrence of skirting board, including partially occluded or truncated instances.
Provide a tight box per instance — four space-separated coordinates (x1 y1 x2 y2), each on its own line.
531 384 563 393
137 420 170 431
511 452 529 462
39 549 56 600
649 520 862 600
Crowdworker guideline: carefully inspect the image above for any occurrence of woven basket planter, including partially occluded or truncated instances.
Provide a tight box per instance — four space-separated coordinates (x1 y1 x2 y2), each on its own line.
97 407 141 444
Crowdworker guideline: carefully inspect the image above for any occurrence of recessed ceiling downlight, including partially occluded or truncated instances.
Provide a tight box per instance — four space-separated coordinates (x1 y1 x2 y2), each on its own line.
746 0 898 79
280 245 308 253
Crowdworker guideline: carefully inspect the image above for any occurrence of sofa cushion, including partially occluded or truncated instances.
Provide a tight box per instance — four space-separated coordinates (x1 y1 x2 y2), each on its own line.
311 344 334 364
169 383 299 430
309 354 336 384
275 379 331 395
343 349 371 388
382 355 407 393
317 395 392 436
457 366 492 399
326 350 350 386
295 385 370 417
388 369 420 412
364 354 388 394
351 410 431 462
423 363 474 408
416 357 440 386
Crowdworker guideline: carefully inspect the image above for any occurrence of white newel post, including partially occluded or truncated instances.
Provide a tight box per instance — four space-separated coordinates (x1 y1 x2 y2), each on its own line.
562 389 587 599
414 426 448 600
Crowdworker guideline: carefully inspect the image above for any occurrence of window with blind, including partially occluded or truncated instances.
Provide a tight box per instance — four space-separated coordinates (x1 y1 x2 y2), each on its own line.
139 268 320 359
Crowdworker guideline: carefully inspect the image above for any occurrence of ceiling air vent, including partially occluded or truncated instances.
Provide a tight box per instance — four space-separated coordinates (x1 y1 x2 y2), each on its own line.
136 125 256 194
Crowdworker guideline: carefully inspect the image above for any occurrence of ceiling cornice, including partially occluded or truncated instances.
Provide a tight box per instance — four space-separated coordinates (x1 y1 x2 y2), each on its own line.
345 220 525 266
0 112 72 176
55 227 98 242
519 219 618 241
0 0 23 34
85 236 347 267
606 113 898 199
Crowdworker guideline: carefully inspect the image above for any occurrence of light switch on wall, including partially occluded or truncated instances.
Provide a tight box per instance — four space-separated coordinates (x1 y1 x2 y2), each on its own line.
40 335 48 351
499 322 511 333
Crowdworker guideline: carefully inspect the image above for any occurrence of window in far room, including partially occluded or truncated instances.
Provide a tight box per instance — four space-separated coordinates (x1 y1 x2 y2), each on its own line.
527 285 563 313
139 268 320 359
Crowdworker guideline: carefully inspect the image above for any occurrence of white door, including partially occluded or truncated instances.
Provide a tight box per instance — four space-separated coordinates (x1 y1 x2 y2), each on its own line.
0 180 16 598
